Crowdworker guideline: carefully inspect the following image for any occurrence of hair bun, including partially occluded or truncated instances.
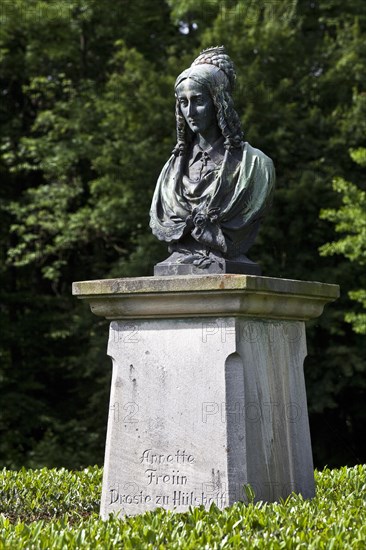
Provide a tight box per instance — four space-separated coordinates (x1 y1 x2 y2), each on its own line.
191 46 236 90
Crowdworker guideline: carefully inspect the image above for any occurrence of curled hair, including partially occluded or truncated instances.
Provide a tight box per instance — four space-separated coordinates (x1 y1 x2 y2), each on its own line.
173 98 193 157
212 86 243 150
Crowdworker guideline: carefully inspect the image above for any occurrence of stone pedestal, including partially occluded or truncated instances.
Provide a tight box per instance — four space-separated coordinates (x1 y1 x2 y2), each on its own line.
72 275 339 518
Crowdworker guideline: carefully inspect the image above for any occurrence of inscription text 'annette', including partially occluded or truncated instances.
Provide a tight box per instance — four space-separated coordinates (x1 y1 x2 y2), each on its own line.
140 449 195 465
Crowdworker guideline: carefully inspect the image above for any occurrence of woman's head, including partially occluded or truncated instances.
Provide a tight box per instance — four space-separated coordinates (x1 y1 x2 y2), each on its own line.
175 76 218 138
174 47 243 154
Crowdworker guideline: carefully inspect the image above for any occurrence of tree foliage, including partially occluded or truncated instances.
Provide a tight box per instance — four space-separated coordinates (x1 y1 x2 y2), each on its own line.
320 148 366 334
0 0 365 468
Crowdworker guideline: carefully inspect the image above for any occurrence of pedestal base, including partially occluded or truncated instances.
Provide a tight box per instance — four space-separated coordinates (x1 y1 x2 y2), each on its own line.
102 317 312 517
72 274 339 518
154 254 261 276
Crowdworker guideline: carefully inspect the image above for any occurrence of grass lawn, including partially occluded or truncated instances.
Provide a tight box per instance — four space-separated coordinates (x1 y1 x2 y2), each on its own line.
0 465 365 549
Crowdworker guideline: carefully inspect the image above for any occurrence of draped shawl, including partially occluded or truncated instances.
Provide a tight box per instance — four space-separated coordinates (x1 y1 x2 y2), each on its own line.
150 141 275 257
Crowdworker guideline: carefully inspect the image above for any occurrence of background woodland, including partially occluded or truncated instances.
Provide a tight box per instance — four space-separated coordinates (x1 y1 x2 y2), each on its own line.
0 0 365 469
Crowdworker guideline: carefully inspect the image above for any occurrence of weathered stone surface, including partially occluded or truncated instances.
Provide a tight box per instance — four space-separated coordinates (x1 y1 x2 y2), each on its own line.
72 274 339 321
72 275 339 517
102 317 312 518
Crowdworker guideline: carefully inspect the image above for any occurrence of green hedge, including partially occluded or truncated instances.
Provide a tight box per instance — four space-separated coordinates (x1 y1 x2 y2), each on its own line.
1 465 365 549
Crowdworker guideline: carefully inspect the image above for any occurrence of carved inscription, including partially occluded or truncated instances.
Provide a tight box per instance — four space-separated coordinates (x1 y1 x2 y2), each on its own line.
109 448 227 509
140 448 194 465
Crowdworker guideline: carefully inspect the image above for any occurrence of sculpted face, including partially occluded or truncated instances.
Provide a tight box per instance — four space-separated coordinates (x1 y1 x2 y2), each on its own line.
176 78 218 137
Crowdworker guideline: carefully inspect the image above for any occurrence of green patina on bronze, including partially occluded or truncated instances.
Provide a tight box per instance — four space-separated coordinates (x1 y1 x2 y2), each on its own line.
150 46 275 275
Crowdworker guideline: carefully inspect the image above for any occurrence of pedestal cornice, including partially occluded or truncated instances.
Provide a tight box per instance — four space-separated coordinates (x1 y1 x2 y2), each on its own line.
72 274 339 321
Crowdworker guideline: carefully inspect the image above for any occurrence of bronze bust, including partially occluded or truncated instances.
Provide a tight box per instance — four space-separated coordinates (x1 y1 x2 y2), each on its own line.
150 46 275 275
